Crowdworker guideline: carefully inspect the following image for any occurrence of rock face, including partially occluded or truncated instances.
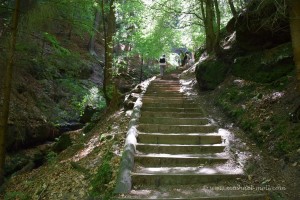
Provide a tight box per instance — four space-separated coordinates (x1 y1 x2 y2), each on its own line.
195 59 229 90
6 123 59 151
230 0 290 51
232 42 294 83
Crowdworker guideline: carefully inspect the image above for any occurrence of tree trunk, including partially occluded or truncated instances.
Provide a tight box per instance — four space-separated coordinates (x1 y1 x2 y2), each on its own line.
214 0 221 54
228 0 238 18
204 0 215 55
0 0 20 185
140 55 144 83
89 9 101 56
101 0 116 106
289 0 300 92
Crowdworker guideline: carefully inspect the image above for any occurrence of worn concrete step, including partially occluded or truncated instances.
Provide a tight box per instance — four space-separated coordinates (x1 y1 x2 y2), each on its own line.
138 124 217 133
115 187 268 200
115 195 268 200
144 92 184 97
134 166 243 176
146 89 181 93
134 154 228 167
142 97 191 103
151 81 180 84
141 107 204 113
148 85 181 89
139 117 210 125
141 111 204 118
137 133 222 144
147 85 181 89
142 102 201 108
142 98 192 104
147 86 181 90
132 171 243 186
136 144 225 154
143 93 184 97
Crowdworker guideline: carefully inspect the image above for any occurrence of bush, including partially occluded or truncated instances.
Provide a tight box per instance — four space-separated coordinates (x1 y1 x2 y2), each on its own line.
90 151 114 199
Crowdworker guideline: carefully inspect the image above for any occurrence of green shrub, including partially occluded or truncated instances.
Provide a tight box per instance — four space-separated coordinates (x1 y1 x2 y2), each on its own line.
90 151 114 199
5 192 30 200
46 151 58 164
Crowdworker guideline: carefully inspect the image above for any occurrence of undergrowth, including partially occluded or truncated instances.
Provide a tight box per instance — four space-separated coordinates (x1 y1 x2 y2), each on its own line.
215 78 300 162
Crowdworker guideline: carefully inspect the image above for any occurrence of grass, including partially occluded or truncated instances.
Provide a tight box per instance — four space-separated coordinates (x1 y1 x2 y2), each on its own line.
89 151 114 199
214 77 299 161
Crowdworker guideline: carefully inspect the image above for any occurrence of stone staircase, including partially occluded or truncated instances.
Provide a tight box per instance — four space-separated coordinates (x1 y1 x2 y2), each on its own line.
115 77 269 199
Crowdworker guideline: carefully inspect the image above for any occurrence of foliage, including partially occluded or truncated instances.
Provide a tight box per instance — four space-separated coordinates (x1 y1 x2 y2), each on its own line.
115 0 180 60
20 0 95 36
4 191 30 200
77 87 106 116
215 77 300 161
46 151 58 164
90 151 114 199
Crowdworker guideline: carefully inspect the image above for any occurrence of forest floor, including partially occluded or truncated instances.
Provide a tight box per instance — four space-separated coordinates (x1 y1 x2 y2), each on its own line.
1 67 300 200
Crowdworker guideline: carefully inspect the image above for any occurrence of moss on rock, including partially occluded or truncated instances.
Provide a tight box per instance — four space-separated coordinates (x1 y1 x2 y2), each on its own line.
232 43 294 83
195 59 229 90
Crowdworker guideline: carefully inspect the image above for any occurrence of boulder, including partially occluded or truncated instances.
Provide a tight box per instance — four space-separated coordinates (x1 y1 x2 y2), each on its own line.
232 42 294 83
52 134 72 153
195 59 229 90
229 0 290 51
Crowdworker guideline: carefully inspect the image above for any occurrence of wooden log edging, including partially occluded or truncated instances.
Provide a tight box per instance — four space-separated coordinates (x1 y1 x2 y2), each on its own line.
114 77 155 194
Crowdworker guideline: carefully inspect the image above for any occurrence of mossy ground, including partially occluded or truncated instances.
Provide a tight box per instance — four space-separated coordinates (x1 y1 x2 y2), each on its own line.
214 74 300 163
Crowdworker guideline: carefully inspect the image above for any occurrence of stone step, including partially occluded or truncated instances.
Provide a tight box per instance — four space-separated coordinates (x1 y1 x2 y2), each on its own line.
144 92 184 97
137 133 222 144
149 85 181 89
138 124 217 133
115 186 268 200
132 170 243 186
142 102 201 108
141 107 204 113
147 86 181 89
151 81 180 85
134 166 243 175
141 111 204 118
136 144 225 154
139 117 210 125
143 93 184 97
146 89 181 93
143 94 189 103
115 195 268 200
134 154 228 167
147 84 182 90
116 195 268 200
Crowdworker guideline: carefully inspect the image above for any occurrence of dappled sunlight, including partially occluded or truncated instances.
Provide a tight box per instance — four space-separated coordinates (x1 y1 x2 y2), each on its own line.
67 134 101 162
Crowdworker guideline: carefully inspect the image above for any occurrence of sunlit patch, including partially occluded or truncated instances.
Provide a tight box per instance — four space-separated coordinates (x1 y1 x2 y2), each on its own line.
64 134 101 162
270 91 285 100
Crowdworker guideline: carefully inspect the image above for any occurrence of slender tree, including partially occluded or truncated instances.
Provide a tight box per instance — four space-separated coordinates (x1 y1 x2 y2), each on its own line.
0 0 20 184
89 8 101 56
288 0 300 92
228 0 238 18
101 0 116 105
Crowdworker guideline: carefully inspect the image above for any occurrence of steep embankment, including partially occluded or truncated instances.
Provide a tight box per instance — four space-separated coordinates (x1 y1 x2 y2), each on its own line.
195 0 299 164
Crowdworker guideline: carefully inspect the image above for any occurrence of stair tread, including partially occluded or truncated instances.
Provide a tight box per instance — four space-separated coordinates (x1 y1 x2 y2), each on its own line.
134 166 243 175
138 133 220 136
135 153 228 159
137 144 225 147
